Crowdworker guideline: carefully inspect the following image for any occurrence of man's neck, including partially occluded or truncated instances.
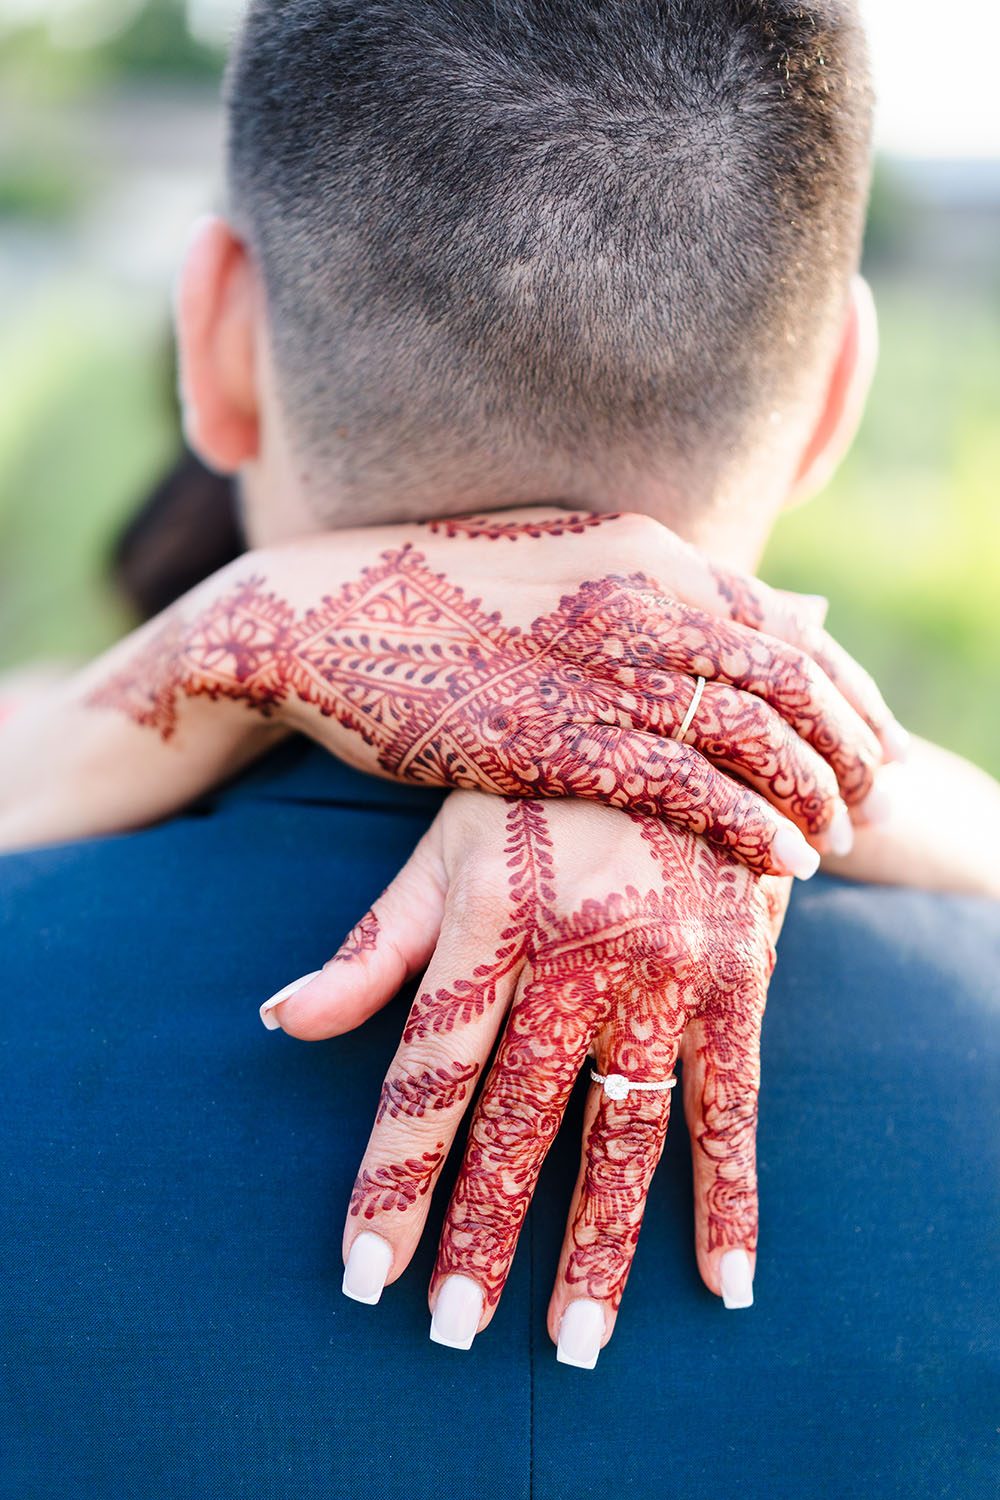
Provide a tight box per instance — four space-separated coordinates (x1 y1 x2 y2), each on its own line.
241 458 783 575
642 500 774 574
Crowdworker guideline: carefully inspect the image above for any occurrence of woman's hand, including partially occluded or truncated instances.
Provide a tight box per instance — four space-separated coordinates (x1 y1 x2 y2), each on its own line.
0 508 900 867
262 791 789 1367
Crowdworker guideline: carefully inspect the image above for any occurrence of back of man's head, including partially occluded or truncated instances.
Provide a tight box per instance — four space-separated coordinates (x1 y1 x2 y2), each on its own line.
226 0 873 519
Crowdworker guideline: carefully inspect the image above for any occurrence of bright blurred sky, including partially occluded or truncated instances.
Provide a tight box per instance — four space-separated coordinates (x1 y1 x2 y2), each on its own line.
4 0 1000 158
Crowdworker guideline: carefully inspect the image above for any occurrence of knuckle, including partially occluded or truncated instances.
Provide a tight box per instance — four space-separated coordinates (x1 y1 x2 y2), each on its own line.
471 1061 566 1157
705 1091 759 1135
446 856 513 921
593 1108 664 1165
701 927 770 996
472 1085 550 1150
607 510 665 561
772 640 815 695
377 1050 479 1125
718 777 768 829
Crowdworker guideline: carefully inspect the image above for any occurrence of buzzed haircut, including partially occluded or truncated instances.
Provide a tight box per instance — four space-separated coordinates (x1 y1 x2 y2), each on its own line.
225 0 873 509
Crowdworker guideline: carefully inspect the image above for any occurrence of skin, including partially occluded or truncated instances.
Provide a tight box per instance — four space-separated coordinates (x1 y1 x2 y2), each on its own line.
3 210 998 1365
0 510 896 864
272 791 789 1353
167 216 1000 900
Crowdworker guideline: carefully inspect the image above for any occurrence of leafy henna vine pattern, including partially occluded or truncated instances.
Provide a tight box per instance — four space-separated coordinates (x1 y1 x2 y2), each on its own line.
361 800 788 1312
350 1148 445 1219
88 542 869 861
331 909 380 963
376 1061 480 1123
403 799 556 1042
425 513 614 541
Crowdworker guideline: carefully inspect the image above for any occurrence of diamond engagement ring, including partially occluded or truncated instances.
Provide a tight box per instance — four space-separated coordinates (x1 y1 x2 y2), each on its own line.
673 674 706 741
590 1070 678 1103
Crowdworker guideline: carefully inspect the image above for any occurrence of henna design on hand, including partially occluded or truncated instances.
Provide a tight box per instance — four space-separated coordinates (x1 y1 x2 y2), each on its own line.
435 872 688 1311
403 799 555 1041
563 1095 669 1305
349 1147 445 1218
89 540 872 863
709 563 767 630
354 799 788 1314
425 513 614 541
376 1061 480 1123
331 910 380 963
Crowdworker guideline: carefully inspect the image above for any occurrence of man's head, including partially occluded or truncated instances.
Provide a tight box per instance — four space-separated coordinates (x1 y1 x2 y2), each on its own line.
177 0 876 555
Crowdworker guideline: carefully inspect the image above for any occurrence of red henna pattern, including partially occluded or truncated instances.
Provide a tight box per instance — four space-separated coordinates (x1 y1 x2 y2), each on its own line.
376 1060 480 1123
331 910 380 963
637 816 788 1259
709 563 767 630
436 876 687 1309
349 1148 445 1219
89 545 866 858
425 513 615 541
402 798 554 1041
365 801 787 1314
564 1098 670 1304
341 797 789 1311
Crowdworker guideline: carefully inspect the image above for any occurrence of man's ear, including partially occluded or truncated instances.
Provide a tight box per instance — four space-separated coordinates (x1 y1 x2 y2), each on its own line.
174 215 260 474
787 275 878 507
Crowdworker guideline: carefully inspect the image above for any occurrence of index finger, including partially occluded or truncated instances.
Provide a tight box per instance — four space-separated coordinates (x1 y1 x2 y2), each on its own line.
340 919 519 1307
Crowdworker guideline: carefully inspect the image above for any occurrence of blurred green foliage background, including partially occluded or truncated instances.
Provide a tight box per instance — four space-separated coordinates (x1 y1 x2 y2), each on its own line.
1 1 997 774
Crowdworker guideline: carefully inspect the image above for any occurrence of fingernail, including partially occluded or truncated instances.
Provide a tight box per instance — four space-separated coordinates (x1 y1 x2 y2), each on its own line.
720 1248 754 1310
259 970 322 1030
429 1275 483 1351
883 720 910 763
826 804 854 857
857 779 893 826
556 1298 606 1370
342 1232 393 1306
772 825 821 880
799 593 830 627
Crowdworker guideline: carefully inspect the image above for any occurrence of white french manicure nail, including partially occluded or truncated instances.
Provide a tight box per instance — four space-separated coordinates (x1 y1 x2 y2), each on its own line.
556 1299 606 1370
429 1275 483 1351
883 720 910 763
826 805 854 857
720 1249 754 1310
799 593 830 627
259 970 322 1031
772 825 821 881
342 1232 393 1306
858 780 892 825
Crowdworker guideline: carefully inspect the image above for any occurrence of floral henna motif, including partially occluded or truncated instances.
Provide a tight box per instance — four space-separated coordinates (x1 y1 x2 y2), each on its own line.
331 910 380 963
87 579 294 738
437 880 686 1309
564 1097 671 1306
415 804 786 1313
709 563 767 630
697 1060 760 1254
349 1148 445 1218
88 543 861 848
376 1060 480 1123
638 815 788 1258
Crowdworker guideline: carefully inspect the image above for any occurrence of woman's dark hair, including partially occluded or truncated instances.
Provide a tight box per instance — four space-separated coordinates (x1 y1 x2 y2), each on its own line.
112 448 242 620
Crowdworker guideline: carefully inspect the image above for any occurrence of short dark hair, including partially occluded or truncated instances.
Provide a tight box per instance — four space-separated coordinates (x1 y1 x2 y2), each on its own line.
226 0 873 509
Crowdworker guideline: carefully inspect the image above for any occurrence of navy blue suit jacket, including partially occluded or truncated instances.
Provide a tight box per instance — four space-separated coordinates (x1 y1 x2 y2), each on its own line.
2 741 997 1498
